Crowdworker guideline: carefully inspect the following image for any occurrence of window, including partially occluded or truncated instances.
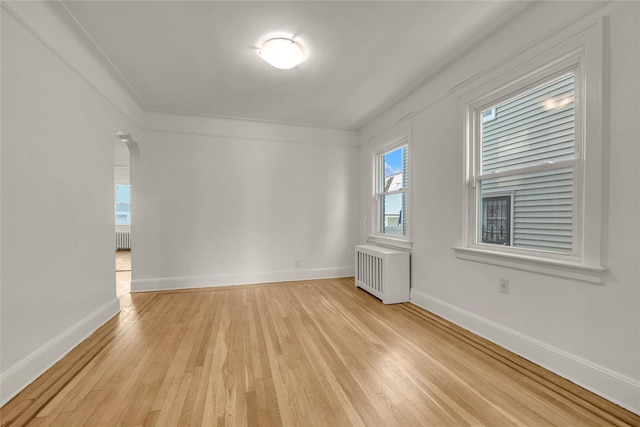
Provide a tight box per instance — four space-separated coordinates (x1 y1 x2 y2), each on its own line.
379 145 407 236
115 184 131 225
456 22 606 282
476 72 576 255
481 195 512 246
373 129 410 243
481 107 496 123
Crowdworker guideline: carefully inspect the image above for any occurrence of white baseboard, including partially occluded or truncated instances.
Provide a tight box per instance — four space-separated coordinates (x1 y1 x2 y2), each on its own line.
410 288 640 415
131 266 354 292
0 297 121 407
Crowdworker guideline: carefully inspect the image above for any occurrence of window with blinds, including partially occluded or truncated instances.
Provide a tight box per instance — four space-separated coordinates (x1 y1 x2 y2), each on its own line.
377 142 409 237
476 72 576 254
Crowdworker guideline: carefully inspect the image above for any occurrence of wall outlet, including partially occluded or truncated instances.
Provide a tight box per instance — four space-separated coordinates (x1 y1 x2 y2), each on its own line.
499 279 509 294
294 259 300 268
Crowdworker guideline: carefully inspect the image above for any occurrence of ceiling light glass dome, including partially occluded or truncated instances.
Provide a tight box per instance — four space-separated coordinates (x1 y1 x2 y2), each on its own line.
258 38 306 70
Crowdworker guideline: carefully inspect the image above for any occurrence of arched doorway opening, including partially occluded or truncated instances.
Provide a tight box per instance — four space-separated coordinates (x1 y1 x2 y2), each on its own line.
114 131 138 298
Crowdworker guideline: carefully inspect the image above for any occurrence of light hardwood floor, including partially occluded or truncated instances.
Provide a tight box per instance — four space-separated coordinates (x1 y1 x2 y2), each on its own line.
1 253 638 426
115 250 131 299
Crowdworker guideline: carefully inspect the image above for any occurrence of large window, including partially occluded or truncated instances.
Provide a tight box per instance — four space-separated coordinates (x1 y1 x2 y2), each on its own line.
457 23 606 282
115 184 131 225
477 72 576 254
375 137 409 239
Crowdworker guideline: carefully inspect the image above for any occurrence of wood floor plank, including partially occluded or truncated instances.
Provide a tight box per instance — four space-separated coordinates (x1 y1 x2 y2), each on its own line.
2 264 639 426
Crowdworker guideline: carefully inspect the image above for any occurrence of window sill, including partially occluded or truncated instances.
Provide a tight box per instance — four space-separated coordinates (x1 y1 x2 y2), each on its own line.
367 235 413 251
453 247 607 284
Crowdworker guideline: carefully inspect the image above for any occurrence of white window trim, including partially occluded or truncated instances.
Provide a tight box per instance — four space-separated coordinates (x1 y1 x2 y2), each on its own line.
368 124 412 250
470 66 582 262
455 18 606 283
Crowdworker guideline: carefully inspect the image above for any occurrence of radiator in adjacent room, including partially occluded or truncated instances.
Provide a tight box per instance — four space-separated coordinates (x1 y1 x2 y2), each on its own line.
115 231 131 250
355 244 409 304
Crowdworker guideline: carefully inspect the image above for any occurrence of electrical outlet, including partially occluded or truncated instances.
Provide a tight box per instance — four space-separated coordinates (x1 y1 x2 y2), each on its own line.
294 259 300 268
499 279 509 294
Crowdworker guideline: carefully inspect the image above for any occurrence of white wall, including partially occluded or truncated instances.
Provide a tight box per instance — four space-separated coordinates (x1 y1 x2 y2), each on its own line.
114 166 130 185
131 112 359 291
359 1 639 413
0 0 358 403
2 0 637 415
0 1 142 404
114 139 130 184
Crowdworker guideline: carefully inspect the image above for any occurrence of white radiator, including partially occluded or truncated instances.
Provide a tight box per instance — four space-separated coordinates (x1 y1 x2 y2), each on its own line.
116 231 131 250
355 245 409 304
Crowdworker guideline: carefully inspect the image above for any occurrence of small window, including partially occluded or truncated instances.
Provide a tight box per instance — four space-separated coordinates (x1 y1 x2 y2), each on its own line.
375 141 409 238
115 184 131 225
481 195 512 246
481 107 496 123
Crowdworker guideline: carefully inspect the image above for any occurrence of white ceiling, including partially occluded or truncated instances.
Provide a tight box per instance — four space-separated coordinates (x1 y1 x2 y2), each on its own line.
61 1 528 130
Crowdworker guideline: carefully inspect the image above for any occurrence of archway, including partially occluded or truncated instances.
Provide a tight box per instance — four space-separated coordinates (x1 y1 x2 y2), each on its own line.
114 131 139 297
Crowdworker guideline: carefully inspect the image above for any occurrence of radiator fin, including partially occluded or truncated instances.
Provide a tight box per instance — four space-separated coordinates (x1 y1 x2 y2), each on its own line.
116 231 130 250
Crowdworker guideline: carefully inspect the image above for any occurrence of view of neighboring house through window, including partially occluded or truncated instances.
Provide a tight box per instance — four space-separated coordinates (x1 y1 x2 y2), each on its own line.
378 144 408 236
115 184 131 225
476 72 576 254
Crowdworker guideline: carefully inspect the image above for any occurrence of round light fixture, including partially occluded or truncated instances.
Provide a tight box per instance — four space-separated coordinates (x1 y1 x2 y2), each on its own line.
258 38 306 70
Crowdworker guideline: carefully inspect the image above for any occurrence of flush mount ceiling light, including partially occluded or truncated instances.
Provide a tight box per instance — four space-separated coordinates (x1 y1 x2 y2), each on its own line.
258 38 306 70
